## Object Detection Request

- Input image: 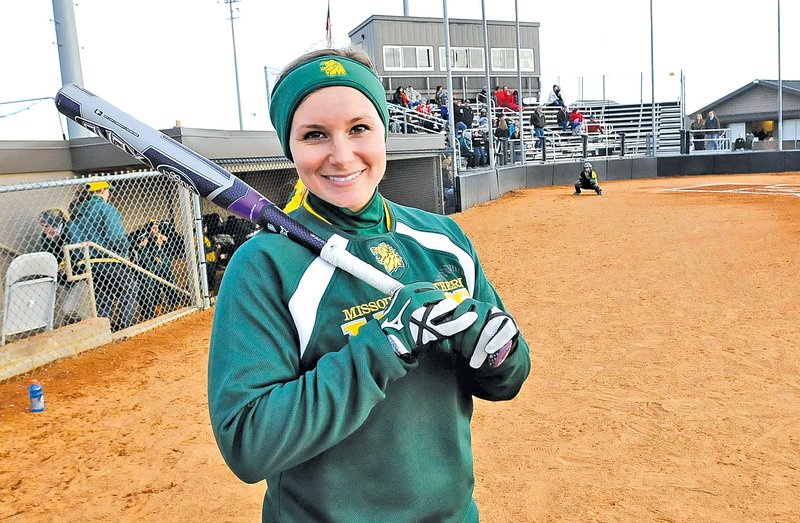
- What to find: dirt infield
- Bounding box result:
[1,173,798,522]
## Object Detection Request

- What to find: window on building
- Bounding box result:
[383,45,434,71]
[491,48,535,72]
[438,47,485,71]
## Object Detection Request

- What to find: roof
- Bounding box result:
[694,79,800,115]
[348,14,539,37]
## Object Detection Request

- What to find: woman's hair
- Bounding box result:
[275,47,376,86]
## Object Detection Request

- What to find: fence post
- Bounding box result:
[190,192,211,309]
[619,132,626,156]
[581,134,588,158]
[542,136,548,162]
[178,188,205,309]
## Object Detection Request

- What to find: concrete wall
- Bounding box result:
[456,151,799,209]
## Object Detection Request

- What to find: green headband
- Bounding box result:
[269,55,390,161]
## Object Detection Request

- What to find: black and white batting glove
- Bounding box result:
[381,282,477,361]
[450,298,519,369]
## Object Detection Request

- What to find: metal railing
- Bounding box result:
[688,128,732,152]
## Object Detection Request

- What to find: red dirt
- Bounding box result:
[2,173,798,522]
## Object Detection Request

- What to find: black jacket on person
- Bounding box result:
[461,105,474,128]
[556,108,569,129]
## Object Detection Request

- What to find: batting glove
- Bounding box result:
[381,282,477,361]
[450,298,519,369]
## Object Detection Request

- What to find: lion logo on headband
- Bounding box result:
[320,59,347,77]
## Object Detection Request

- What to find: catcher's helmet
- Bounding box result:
[583,161,592,169]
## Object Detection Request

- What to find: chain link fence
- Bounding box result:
[0,172,204,345]
[0,153,448,351]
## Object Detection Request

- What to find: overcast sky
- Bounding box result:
[1,0,795,140]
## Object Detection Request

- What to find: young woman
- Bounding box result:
[208,48,530,522]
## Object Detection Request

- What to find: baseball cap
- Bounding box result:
[39,208,67,227]
[85,180,112,192]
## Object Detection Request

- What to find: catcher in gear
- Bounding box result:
[574,161,603,195]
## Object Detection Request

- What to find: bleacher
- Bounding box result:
[386,97,684,165]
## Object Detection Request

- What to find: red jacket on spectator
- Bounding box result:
[569,108,584,124]
[587,118,604,134]
[495,87,520,112]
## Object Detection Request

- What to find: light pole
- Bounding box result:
[480,0,495,168]
[51,0,90,138]
[777,0,783,151]
[225,0,244,130]
[649,0,656,155]
[514,0,525,164]
[442,0,457,174]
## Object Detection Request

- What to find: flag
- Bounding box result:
[325,1,332,48]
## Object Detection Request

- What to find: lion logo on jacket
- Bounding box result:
[370,242,405,274]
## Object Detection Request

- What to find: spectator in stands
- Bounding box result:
[494,86,505,108]
[472,130,489,167]
[435,85,449,122]
[512,89,521,108]
[547,84,564,106]
[477,109,489,132]
[690,113,705,151]
[556,105,570,133]
[531,106,546,149]
[495,86,520,112]
[435,85,448,108]
[494,112,510,138]
[406,85,420,106]
[458,129,477,168]
[705,110,721,150]
[415,99,435,131]
[461,98,475,129]
[587,115,604,134]
[406,85,422,109]
[453,98,468,133]
[67,180,137,331]
[507,118,520,140]
[391,86,408,107]
[569,106,585,135]
[476,86,488,110]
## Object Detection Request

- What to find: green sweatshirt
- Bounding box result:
[66,195,130,266]
[208,191,530,522]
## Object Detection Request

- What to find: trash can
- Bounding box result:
[680,129,690,154]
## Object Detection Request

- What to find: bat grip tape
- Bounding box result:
[320,235,401,295]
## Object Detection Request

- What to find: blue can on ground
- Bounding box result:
[29,380,45,413]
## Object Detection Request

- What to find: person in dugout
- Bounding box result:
[574,161,603,196]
